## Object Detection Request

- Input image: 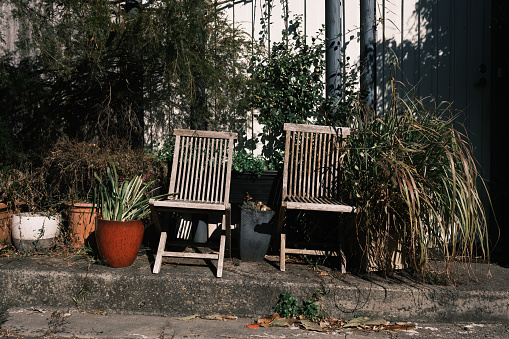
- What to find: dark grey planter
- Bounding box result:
[230,170,282,208]
[239,209,275,261]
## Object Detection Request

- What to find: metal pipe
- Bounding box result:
[360,0,377,110]
[325,0,342,101]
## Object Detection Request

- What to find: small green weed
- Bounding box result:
[72,287,88,311]
[300,298,321,321]
[274,292,324,321]
[274,292,299,319]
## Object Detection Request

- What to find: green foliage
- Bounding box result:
[250,16,327,169]
[273,292,299,319]
[146,137,175,163]
[299,298,321,321]
[1,0,252,155]
[273,292,323,321]
[93,161,170,221]
[232,150,266,177]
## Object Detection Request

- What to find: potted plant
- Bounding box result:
[44,138,166,249]
[239,195,275,261]
[44,139,99,249]
[4,166,61,253]
[93,162,169,268]
[0,203,12,244]
[230,150,282,208]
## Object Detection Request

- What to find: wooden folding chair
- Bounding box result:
[277,123,356,273]
[150,129,237,278]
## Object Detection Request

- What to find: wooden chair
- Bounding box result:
[150,129,237,278]
[277,123,356,272]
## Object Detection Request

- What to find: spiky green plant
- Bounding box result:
[338,78,491,274]
[93,162,170,221]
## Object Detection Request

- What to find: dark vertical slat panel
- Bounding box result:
[436,0,452,103]
[454,0,469,129]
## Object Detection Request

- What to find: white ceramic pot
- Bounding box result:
[11,213,61,252]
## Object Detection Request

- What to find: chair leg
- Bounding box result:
[277,206,287,271]
[280,233,286,271]
[217,234,226,278]
[153,231,167,274]
[338,217,347,274]
[224,211,232,258]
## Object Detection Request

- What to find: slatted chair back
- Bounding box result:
[282,123,350,204]
[168,129,236,206]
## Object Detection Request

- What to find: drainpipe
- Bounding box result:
[325,0,342,102]
[360,0,376,111]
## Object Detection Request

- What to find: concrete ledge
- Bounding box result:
[0,254,507,323]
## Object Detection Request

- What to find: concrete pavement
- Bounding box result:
[0,247,508,338]
[2,308,509,338]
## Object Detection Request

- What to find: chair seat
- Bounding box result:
[284,196,356,213]
[150,199,227,211]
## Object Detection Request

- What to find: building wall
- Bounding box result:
[224,0,491,183]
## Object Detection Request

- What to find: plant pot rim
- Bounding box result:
[66,202,93,208]
[13,212,60,218]
[95,216,143,223]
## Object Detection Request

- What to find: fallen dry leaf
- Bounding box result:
[343,316,370,328]
[178,314,199,321]
[365,318,388,326]
[257,313,279,328]
[202,315,238,321]
[271,320,290,327]
[300,319,326,332]
[386,324,415,331]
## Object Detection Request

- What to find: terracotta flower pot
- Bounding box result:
[0,203,12,244]
[95,217,144,268]
[67,203,98,248]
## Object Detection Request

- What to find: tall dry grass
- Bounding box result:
[338,77,490,276]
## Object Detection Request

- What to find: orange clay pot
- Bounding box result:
[0,203,12,244]
[95,217,144,268]
[67,203,98,248]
